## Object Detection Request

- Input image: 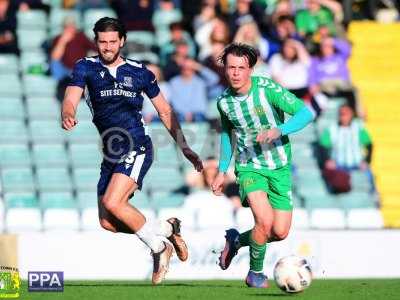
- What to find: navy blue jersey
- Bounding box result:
[68,56,160,155]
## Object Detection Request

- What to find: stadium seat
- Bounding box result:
[20,51,47,74]
[127,52,159,64]
[126,31,155,51]
[36,167,72,191]
[235,207,254,231]
[0,98,25,119]
[292,208,310,229]
[17,10,47,30]
[0,54,19,75]
[69,143,102,168]
[152,144,179,168]
[41,192,80,231]
[6,208,42,233]
[339,191,377,209]
[77,191,98,209]
[76,101,93,120]
[0,167,35,192]
[77,191,100,231]
[0,75,22,97]
[23,75,57,97]
[186,192,235,229]
[0,143,31,167]
[67,120,99,142]
[347,208,384,229]
[49,9,81,37]
[145,167,184,191]
[83,8,116,31]
[4,192,41,232]
[310,208,346,229]
[72,168,99,191]
[130,191,152,209]
[26,97,60,119]
[290,123,316,144]
[351,170,372,192]
[17,29,47,50]
[32,143,68,167]
[4,192,38,208]
[0,120,28,143]
[151,191,185,209]
[29,120,66,142]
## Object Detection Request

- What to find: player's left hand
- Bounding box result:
[182,147,203,172]
[256,128,282,144]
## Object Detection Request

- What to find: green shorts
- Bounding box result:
[235,164,293,211]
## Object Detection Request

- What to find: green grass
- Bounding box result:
[17,279,400,300]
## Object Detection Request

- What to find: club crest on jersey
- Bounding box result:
[123,76,133,87]
[100,71,105,78]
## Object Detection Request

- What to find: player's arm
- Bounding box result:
[61,59,87,130]
[257,82,314,143]
[151,92,203,172]
[61,86,83,130]
[212,103,234,196]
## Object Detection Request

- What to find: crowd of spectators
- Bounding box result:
[0,0,382,196]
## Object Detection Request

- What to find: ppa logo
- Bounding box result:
[28,271,64,292]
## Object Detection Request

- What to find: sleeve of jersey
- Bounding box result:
[217,103,234,173]
[278,106,314,136]
[143,68,161,99]
[68,60,87,88]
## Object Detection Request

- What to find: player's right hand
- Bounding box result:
[62,116,77,130]
[211,172,225,196]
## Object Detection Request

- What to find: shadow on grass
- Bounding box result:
[247,293,293,297]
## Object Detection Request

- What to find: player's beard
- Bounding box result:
[100,50,120,65]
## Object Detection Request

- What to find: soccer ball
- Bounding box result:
[273,255,312,293]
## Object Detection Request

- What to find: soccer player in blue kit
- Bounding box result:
[61,17,203,285]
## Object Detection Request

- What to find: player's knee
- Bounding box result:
[254,219,273,236]
[102,196,121,214]
[99,218,117,233]
[272,228,289,241]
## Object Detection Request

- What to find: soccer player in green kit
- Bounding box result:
[211,43,314,288]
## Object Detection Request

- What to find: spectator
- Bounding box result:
[0,0,18,55]
[227,0,265,35]
[110,0,155,31]
[195,16,230,61]
[152,0,182,33]
[269,39,324,115]
[50,16,96,81]
[142,63,171,123]
[160,21,196,66]
[308,37,361,115]
[202,40,229,90]
[17,0,50,13]
[319,104,375,193]
[163,39,190,80]
[295,0,343,37]
[252,49,270,78]
[168,57,219,122]
[193,0,217,31]
[265,15,302,60]
[233,20,269,61]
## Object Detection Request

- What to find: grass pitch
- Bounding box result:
[19,279,399,300]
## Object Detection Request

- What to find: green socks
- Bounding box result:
[249,236,267,272]
[238,230,252,247]
[239,230,267,272]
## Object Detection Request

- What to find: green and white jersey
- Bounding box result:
[217,76,305,170]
